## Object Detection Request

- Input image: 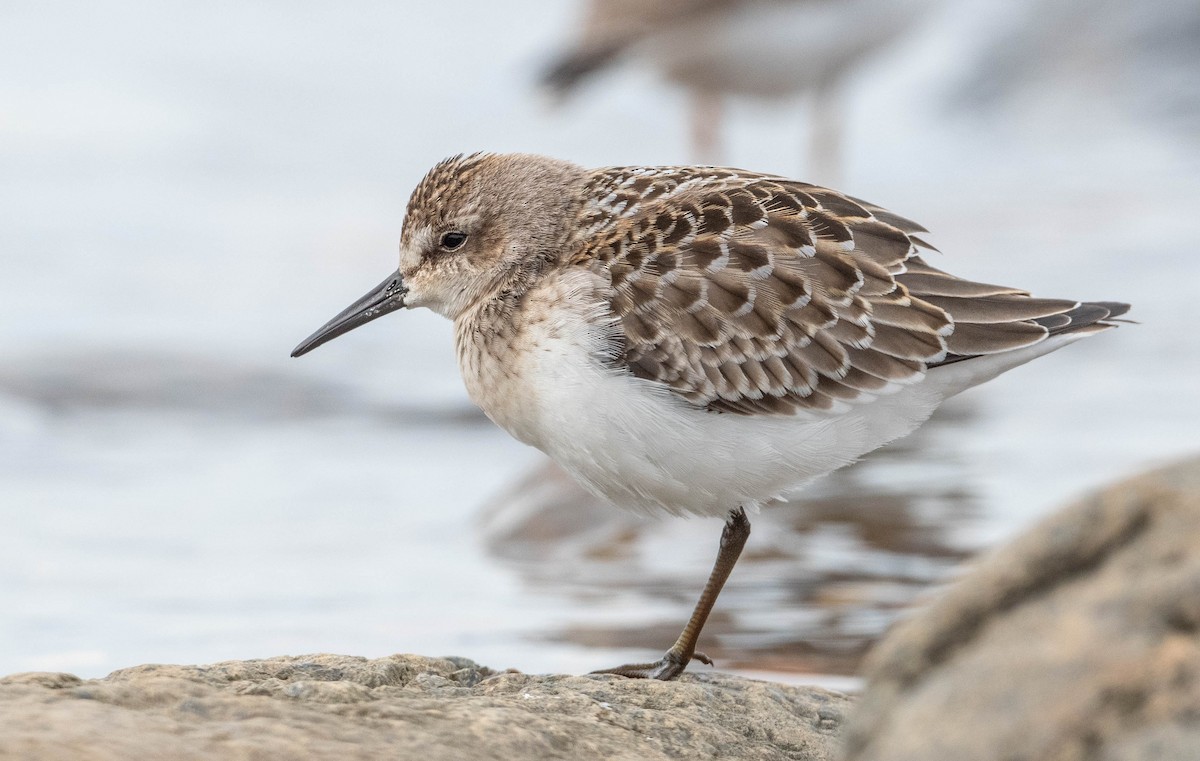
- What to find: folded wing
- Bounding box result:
[578,168,1128,415]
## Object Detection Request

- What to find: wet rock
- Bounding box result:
[0,653,851,761]
[841,455,1200,761]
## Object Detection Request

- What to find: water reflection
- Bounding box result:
[480,398,979,675]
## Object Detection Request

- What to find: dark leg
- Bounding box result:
[592,507,750,680]
[689,90,724,165]
[807,74,843,187]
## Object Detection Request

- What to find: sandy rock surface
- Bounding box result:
[841,454,1200,761]
[0,654,850,761]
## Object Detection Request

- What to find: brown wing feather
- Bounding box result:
[898,259,1131,364]
[573,167,1127,415]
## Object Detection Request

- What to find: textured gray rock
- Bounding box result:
[0,654,850,761]
[841,455,1200,761]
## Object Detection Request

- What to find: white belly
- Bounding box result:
[521,359,952,517]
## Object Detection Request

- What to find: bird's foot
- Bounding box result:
[590,650,713,681]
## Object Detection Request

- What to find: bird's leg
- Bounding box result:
[592,507,750,680]
[807,75,843,187]
[689,90,724,165]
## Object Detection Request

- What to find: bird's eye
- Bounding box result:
[440,231,468,250]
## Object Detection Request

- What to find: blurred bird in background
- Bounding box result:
[541,0,940,183]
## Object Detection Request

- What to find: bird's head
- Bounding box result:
[291,152,585,358]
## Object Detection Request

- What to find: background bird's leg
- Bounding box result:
[807,75,843,186]
[689,90,725,165]
[592,507,751,680]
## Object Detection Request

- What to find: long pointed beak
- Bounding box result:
[290,271,408,357]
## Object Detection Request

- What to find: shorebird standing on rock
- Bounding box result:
[541,0,940,182]
[292,153,1129,680]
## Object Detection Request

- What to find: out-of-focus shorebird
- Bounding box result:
[542,0,938,183]
[292,152,1129,680]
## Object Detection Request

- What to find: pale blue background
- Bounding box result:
[1,0,1197,678]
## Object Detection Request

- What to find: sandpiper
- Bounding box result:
[542,0,938,180]
[292,152,1129,680]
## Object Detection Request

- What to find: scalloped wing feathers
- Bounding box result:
[571,167,1127,415]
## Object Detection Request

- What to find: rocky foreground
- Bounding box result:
[0,655,850,760]
[4,455,1200,760]
[841,453,1200,760]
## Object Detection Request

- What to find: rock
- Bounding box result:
[841,455,1200,761]
[0,653,851,761]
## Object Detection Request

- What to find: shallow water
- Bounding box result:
[1,0,1198,679]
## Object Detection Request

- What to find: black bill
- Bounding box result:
[290,271,408,357]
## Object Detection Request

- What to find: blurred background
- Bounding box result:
[1,0,1197,683]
